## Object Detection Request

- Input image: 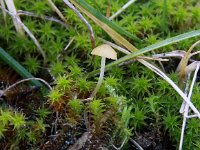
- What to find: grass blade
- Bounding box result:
[161,0,168,34]
[73,0,140,42]
[70,0,137,52]
[109,0,136,20]
[0,47,42,87]
[177,40,200,80]
[4,0,25,37]
[138,59,200,117]
[88,29,200,76]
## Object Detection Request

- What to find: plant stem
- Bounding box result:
[161,0,168,35]
[129,138,144,150]
[177,39,200,76]
[179,116,187,150]
[88,29,200,77]
[109,0,136,20]
[0,6,46,61]
[4,0,25,37]
[17,10,68,27]
[3,77,52,95]
[179,74,190,113]
[63,0,95,48]
[179,63,200,150]
[0,0,6,20]
[74,0,139,41]
[47,0,68,24]
[138,59,200,118]
[90,57,106,99]
[99,38,130,55]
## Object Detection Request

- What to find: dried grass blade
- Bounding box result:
[4,0,25,36]
[69,0,138,52]
[88,29,200,77]
[138,59,200,118]
[177,40,200,80]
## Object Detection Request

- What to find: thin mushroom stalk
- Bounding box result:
[90,44,117,100]
[90,57,106,99]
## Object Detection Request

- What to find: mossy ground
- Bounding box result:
[0,0,200,149]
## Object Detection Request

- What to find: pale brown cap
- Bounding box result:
[91,44,117,60]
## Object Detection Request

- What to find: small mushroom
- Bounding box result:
[90,44,117,99]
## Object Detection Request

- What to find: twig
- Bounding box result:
[68,132,90,150]
[17,10,68,27]
[50,111,59,136]
[0,6,46,61]
[112,137,127,150]
[129,138,144,150]
[55,111,59,135]
[179,63,200,150]
[47,0,68,24]
[109,0,136,20]
[84,110,90,130]
[63,0,95,48]
[2,78,52,96]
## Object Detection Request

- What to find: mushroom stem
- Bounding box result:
[90,57,106,99]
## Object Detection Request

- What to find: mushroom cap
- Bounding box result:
[91,44,117,60]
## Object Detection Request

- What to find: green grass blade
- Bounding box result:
[70,0,137,52]
[74,0,140,42]
[0,47,42,87]
[88,29,200,77]
[161,0,168,35]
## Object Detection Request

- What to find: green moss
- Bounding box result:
[0,0,200,149]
